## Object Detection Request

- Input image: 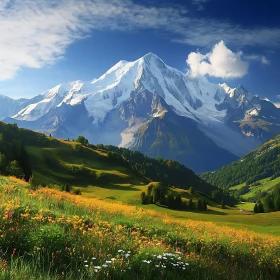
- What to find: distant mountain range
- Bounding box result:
[2,53,280,172]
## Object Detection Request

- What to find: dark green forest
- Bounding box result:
[92,143,216,195]
[0,124,32,181]
[202,134,280,188]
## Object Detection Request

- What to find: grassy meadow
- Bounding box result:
[73,181,280,235]
[0,176,280,279]
[242,177,280,200]
[1,125,280,279]
[26,139,145,188]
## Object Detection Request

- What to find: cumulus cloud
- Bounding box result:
[187,41,249,78]
[0,0,279,81]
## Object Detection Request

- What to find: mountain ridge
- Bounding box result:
[2,52,280,172]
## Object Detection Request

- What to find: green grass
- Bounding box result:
[70,180,280,236]
[26,140,146,188]
[23,138,280,237]
[229,182,246,191]
[229,178,269,191]
[143,204,280,236]
[236,202,255,211]
[0,176,280,280]
[242,176,280,200]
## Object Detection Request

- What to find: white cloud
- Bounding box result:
[0,0,189,81]
[244,55,270,65]
[261,56,270,65]
[0,0,278,81]
[175,25,280,49]
[0,0,93,81]
[186,41,249,78]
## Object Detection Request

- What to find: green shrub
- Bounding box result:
[73,189,82,195]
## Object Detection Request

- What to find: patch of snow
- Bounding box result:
[248,108,259,116]
[119,122,145,147]
[219,83,236,97]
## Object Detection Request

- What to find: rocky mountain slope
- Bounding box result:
[2,53,280,172]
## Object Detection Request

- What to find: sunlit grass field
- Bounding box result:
[229,176,280,207]
[0,176,280,279]
[242,176,280,200]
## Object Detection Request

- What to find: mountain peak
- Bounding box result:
[219,83,234,93]
[143,52,159,59]
[141,52,164,64]
[236,84,246,91]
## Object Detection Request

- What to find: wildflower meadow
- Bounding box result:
[0,176,279,279]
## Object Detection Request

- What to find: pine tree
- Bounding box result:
[188,198,194,210]
[0,153,7,174]
[189,186,195,195]
[196,199,204,211]
[141,192,147,205]
[175,194,183,209]
[258,202,264,213]
[167,194,175,209]
[18,141,32,182]
[203,199,208,211]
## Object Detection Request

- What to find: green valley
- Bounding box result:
[0,121,280,279]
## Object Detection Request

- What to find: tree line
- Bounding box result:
[140,184,207,211]
[0,131,32,181]
[202,145,280,188]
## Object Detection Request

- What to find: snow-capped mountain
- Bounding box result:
[3,53,280,172]
[0,94,30,120]
[12,53,223,124]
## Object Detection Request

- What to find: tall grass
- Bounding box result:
[0,177,279,279]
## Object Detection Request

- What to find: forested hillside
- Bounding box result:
[0,122,215,195]
[202,134,280,188]
[94,144,215,194]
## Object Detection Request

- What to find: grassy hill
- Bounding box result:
[229,176,280,202]
[201,133,280,188]
[0,122,218,209]
[0,176,280,279]
[0,123,280,278]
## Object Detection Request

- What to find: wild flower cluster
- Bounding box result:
[0,176,279,279]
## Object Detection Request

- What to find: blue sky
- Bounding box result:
[0,0,280,103]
